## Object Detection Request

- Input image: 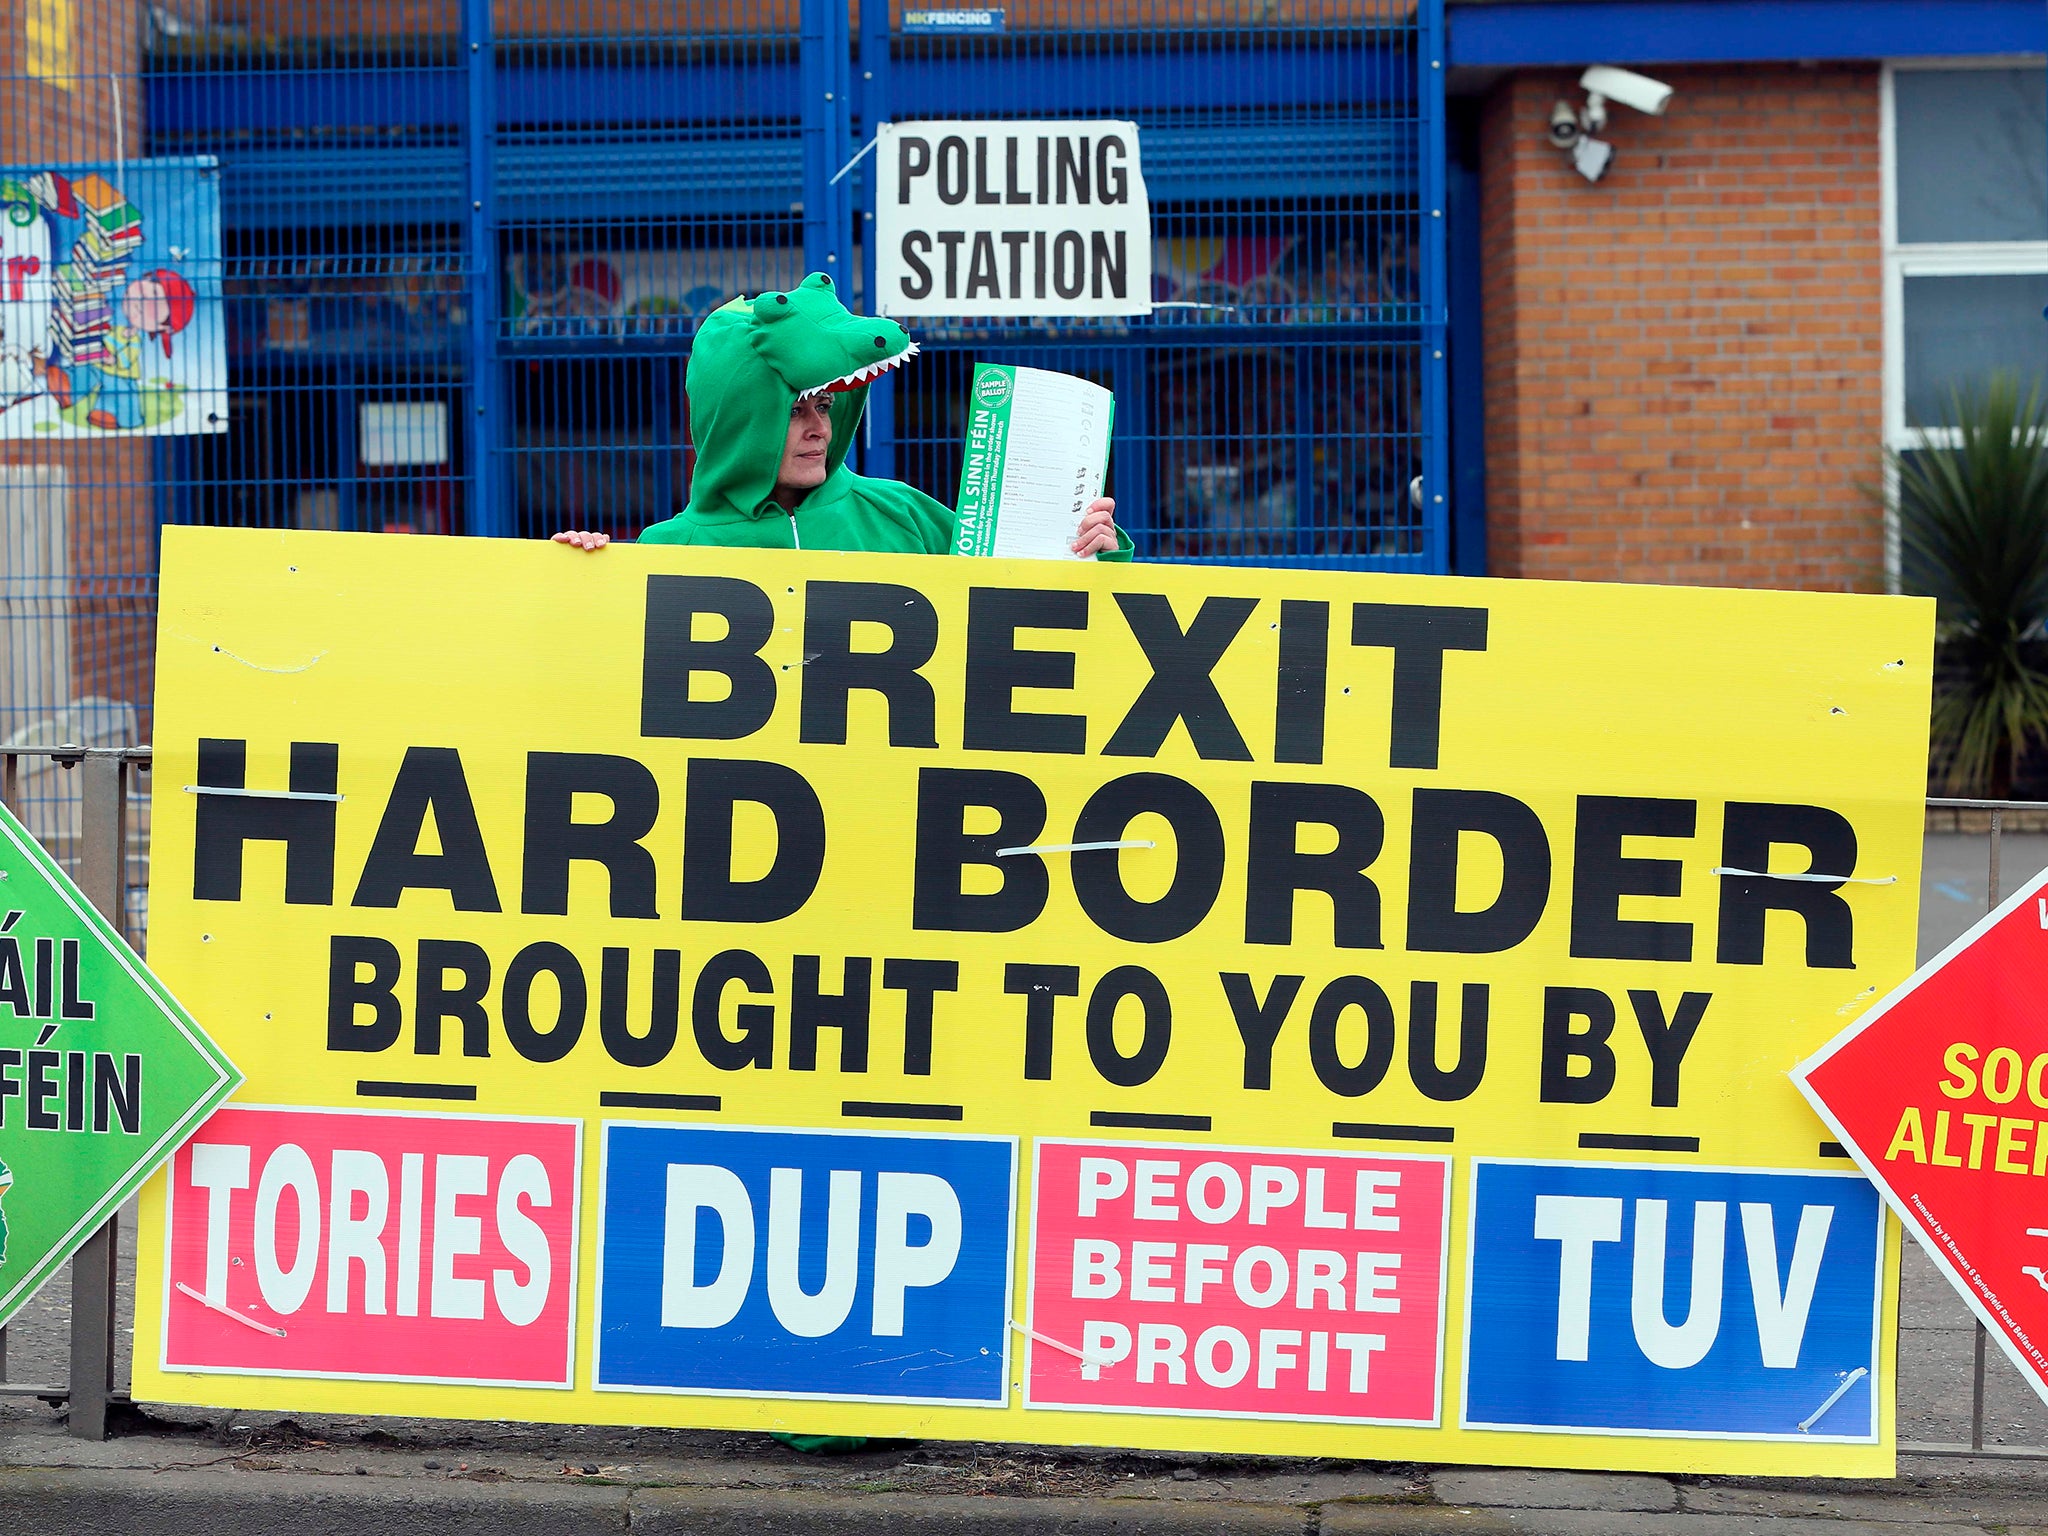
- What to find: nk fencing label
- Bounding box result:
[132,526,1931,1476]
[875,121,1151,318]
[0,797,239,1330]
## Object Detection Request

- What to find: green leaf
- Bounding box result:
[1889,374,2048,796]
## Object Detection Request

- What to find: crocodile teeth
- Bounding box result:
[799,341,922,398]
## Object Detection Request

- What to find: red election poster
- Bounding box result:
[1796,866,2048,1402]
[1024,1141,1448,1424]
[159,1105,581,1388]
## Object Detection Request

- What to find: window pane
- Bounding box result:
[1895,68,2048,244]
[1903,272,2048,425]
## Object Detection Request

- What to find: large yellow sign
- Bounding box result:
[134,526,1931,1475]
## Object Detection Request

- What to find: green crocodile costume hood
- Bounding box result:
[638,272,956,554]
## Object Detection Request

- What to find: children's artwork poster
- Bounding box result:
[0,156,226,438]
[132,527,1936,1477]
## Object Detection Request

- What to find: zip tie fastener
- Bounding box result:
[175,1281,287,1338]
[186,785,345,803]
[1010,1320,1115,1367]
[997,840,1157,858]
[1712,867,1895,886]
[829,132,881,186]
[1797,1366,1867,1433]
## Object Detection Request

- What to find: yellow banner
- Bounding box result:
[134,526,1932,1475]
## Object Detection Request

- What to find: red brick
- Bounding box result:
[1481,63,1884,592]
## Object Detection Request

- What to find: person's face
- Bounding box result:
[777,395,835,496]
[123,277,170,334]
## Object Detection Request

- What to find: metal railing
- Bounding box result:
[0,770,2041,1453]
[0,745,149,1440]
[1902,796,2041,1460]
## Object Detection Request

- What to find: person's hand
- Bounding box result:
[552,529,611,551]
[1073,497,1118,557]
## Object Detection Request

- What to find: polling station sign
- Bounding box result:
[132,526,1931,1475]
[875,121,1151,318]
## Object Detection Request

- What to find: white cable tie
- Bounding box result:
[997,839,1156,857]
[184,785,344,803]
[175,1281,287,1338]
[1797,1366,1867,1433]
[829,133,881,186]
[1009,1320,1114,1367]
[209,644,328,674]
[1712,867,1895,886]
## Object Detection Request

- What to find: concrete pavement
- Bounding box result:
[5,1409,2048,1533]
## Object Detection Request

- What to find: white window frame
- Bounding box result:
[1881,56,2048,587]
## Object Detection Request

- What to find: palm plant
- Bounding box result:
[1891,374,2048,799]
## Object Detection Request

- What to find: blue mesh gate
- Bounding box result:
[0,0,1447,774]
[855,0,1444,568]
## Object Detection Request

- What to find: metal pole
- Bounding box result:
[800,0,853,278]
[1970,807,2005,1452]
[1416,0,1451,572]
[0,754,11,1384]
[857,0,894,481]
[462,0,504,536]
[66,1217,118,1439]
[66,753,128,1440]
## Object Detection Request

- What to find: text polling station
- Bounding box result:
[875,121,1152,318]
[132,527,1932,1474]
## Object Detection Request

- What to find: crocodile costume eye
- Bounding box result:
[874,336,888,348]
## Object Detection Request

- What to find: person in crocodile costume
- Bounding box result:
[557,277,1119,1456]
[555,271,1126,557]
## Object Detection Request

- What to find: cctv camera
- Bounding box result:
[1579,65,1673,116]
[1547,100,1582,149]
[1572,136,1614,183]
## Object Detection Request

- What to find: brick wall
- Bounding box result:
[0,0,157,724]
[1478,64,1885,590]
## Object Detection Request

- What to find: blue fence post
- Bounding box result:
[338,367,359,532]
[1447,109,1487,576]
[858,0,895,481]
[462,0,505,536]
[1110,350,1151,556]
[1418,0,1451,573]
[801,0,854,281]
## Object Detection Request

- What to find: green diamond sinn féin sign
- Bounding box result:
[0,797,239,1330]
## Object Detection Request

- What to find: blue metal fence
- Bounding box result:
[0,0,1446,797]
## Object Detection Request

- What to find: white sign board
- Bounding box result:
[875,120,1151,319]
